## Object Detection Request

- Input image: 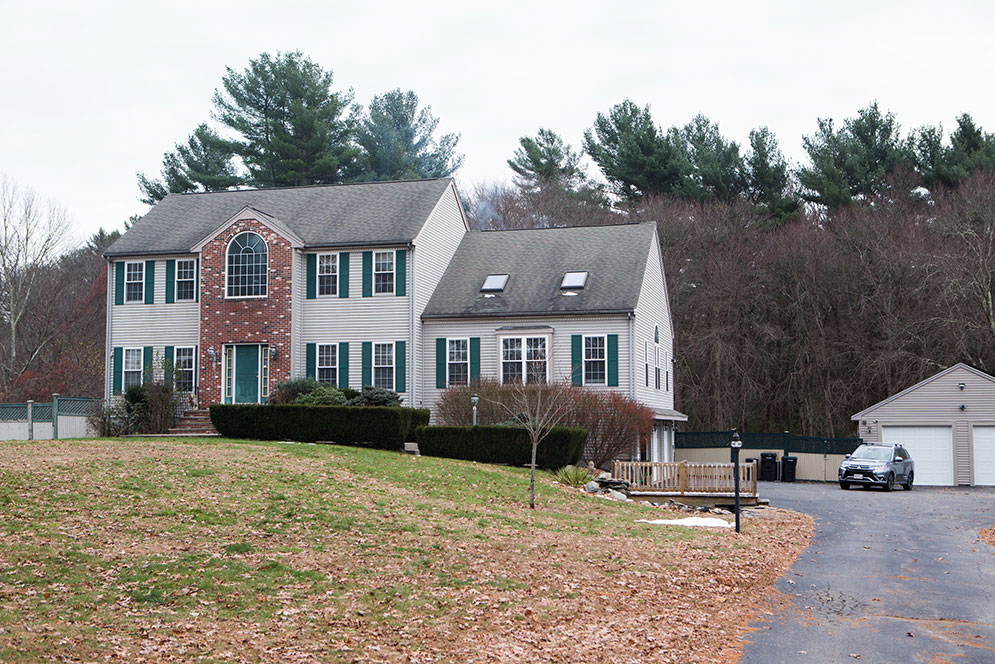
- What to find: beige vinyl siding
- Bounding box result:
[853,364,995,485]
[107,257,200,398]
[633,236,675,412]
[412,183,468,408]
[420,316,630,415]
[299,246,411,397]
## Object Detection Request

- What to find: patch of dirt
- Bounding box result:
[980,527,995,548]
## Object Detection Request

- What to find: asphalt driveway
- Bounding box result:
[740,481,995,663]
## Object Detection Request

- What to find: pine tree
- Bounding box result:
[745,127,799,219]
[508,128,586,193]
[137,124,240,204]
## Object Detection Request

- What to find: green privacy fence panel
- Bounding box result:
[31,404,54,422]
[58,397,99,416]
[0,404,29,421]
[676,431,863,456]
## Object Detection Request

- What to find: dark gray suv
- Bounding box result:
[839,443,914,491]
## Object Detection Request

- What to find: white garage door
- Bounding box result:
[881,426,954,486]
[972,427,995,486]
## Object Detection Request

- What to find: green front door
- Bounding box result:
[234,345,260,403]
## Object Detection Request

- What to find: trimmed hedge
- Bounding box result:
[407,409,431,442]
[415,425,588,470]
[210,404,412,449]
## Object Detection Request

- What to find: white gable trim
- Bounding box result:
[851,363,995,420]
[190,205,304,252]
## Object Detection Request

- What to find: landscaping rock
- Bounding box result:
[607,490,629,502]
[596,477,630,492]
[584,481,600,494]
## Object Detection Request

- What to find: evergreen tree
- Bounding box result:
[583,100,686,200]
[798,102,910,207]
[508,128,586,193]
[745,127,799,219]
[353,89,462,181]
[136,124,240,204]
[670,115,746,202]
[211,51,359,187]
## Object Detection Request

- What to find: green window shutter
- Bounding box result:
[607,334,619,387]
[339,252,350,298]
[571,335,583,386]
[164,346,174,388]
[165,260,175,304]
[112,347,123,394]
[395,340,406,393]
[306,343,316,379]
[114,262,124,305]
[436,338,447,389]
[362,251,373,297]
[144,260,155,304]
[361,342,372,388]
[338,342,349,388]
[470,337,480,380]
[396,249,407,296]
[306,254,317,299]
[194,259,199,302]
[143,346,154,383]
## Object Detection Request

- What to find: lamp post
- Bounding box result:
[731,430,742,533]
[471,393,479,427]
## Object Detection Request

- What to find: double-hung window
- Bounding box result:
[174,347,195,392]
[317,344,337,385]
[644,341,650,387]
[584,335,607,385]
[123,348,143,388]
[501,336,547,384]
[374,251,394,294]
[448,339,469,386]
[318,253,337,296]
[125,262,144,303]
[374,342,394,390]
[655,344,661,390]
[175,259,196,301]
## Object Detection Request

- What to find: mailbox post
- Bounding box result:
[731,430,742,533]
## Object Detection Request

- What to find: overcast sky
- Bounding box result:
[3,0,994,243]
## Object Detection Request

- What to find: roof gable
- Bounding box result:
[190,205,304,252]
[422,222,658,319]
[105,178,454,257]
[851,363,995,420]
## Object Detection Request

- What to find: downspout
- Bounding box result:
[105,258,113,404]
[627,312,635,400]
[408,242,415,408]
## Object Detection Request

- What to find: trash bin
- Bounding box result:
[781,456,798,482]
[760,452,778,481]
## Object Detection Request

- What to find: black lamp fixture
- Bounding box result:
[471,392,479,426]
[269,346,278,361]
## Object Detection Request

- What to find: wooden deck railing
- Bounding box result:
[611,460,758,497]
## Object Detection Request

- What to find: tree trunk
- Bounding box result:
[529,440,537,510]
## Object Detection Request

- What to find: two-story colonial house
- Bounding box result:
[104,178,685,461]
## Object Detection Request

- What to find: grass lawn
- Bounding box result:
[0,438,812,663]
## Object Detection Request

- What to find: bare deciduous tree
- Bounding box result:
[0,176,70,395]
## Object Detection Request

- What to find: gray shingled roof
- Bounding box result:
[422,222,657,319]
[105,178,454,257]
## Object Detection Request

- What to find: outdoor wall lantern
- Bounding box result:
[269,346,278,361]
[471,392,479,426]
[730,430,742,533]
[207,346,217,366]
[959,382,966,390]
[960,404,966,411]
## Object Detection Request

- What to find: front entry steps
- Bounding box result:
[168,409,219,436]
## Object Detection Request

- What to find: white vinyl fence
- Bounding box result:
[0,396,98,441]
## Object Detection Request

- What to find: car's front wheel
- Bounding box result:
[903,471,914,491]
[839,480,850,490]
[883,473,895,491]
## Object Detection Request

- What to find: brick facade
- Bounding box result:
[198,218,294,404]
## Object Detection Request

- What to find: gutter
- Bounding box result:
[421,308,635,320]
[408,242,415,407]
[628,312,635,400]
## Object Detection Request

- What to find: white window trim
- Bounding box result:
[123,347,144,389]
[498,334,551,385]
[655,343,661,390]
[317,252,338,298]
[317,342,338,385]
[175,259,197,302]
[174,345,196,392]
[224,232,269,300]
[373,249,395,296]
[373,341,395,390]
[447,337,470,387]
[124,261,144,303]
[582,334,607,386]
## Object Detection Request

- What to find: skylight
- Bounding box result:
[560,271,589,289]
[481,273,509,292]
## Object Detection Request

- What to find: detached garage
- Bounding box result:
[852,363,995,486]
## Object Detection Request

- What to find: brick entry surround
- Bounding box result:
[198,218,293,404]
